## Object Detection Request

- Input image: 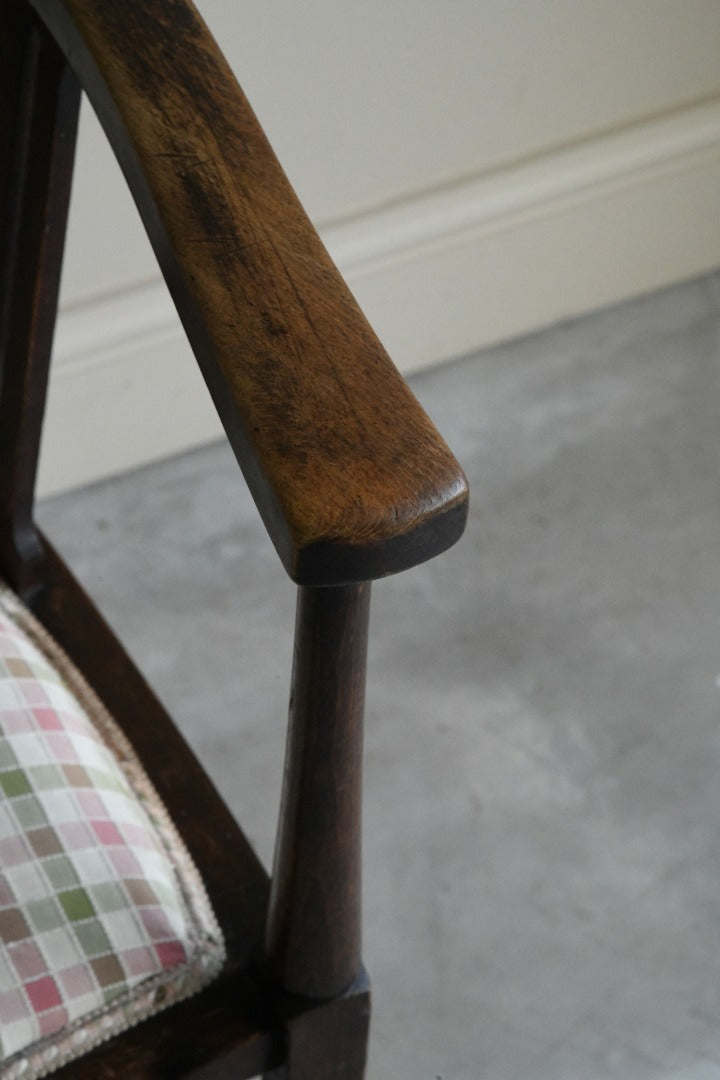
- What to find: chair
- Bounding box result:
[0,0,468,1076]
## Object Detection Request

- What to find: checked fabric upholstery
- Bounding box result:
[0,583,224,1079]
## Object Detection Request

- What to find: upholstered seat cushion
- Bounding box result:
[0,584,225,1079]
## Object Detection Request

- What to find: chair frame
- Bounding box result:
[0,1,468,1077]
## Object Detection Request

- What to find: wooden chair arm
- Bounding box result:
[29,0,468,585]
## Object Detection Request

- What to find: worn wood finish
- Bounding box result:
[0,1,80,595]
[0,2,470,1075]
[27,0,469,586]
[265,585,370,1000]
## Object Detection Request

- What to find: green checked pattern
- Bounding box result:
[0,585,224,1079]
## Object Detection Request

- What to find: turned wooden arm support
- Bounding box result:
[28,0,468,586]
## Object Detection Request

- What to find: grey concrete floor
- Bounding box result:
[38,271,720,1079]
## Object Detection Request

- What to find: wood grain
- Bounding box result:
[1,3,471,1074]
[266,584,370,999]
[28,0,469,585]
[0,8,285,1075]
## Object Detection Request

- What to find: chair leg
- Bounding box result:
[265,583,370,1000]
[262,585,371,1079]
[263,971,370,1080]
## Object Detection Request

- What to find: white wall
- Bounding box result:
[42,0,720,494]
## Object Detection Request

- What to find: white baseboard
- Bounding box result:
[40,97,720,497]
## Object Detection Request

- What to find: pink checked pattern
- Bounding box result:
[0,586,224,1079]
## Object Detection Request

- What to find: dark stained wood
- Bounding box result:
[27,0,469,586]
[51,968,283,1080]
[265,585,370,1000]
[0,5,273,964]
[263,971,371,1080]
[0,2,470,1075]
[0,1,80,595]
